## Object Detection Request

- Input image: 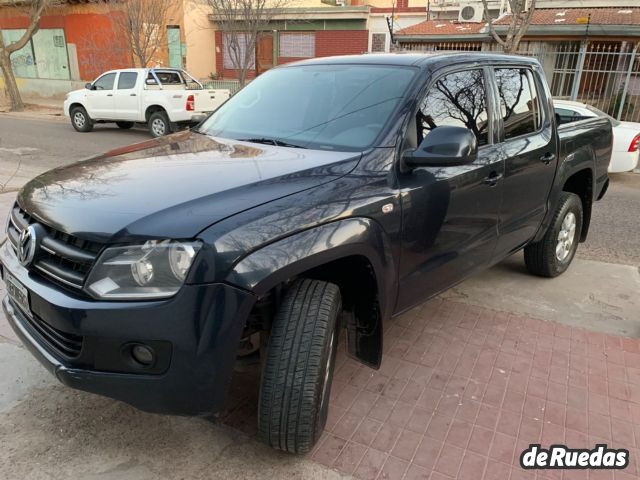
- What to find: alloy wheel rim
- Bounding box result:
[152,119,166,136]
[74,112,85,128]
[556,211,576,262]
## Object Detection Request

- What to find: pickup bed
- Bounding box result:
[2,53,611,454]
[63,68,230,137]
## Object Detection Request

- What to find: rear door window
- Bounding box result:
[118,72,138,90]
[495,68,541,139]
[417,69,490,147]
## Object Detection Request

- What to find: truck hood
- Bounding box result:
[18,131,360,243]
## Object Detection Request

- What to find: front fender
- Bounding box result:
[225,217,396,322]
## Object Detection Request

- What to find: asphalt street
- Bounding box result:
[0,115,150,193]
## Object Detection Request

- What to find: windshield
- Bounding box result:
[586,104,621,127]
[199,64,417,151]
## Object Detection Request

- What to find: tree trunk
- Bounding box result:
[0,52,24,112]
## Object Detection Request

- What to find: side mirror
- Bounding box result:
[145,78,158,85]
[404,126,478,168]
[85,82,94,90]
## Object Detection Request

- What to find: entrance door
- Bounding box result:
[167,26,182,68]
[256,33,274,75]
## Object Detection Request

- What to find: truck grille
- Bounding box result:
[6,204,103,290]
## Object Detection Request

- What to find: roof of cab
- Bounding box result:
[284,52,541,69]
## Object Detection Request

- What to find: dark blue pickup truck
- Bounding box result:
[1,53,611,454]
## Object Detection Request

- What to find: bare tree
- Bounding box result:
[0,0,52,111]
[481,0,536,54]
[207,0,291,86]
[111,0,173,68]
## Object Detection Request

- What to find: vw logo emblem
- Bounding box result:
[18,225,37,267]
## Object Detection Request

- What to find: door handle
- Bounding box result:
[107,94,113,97]
[540,152,556,165]
[130,93,137,96]
[483,172,503,187]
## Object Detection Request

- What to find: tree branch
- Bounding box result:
[5,0,49,54]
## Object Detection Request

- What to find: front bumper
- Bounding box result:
[0,241,256,415]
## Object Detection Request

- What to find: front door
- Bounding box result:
[396,67,504,313]
[86,72,117,119]
[256,33,274,75]
[491,66,558,258]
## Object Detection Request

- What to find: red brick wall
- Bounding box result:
[217,29,369,79]
[315,30,369,57]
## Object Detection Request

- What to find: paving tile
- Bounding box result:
[351,418,382,446]
[353,448,387,480]
[371,421,403,453]
[378,455,409,480]
[390,428,423,461]
[333,441,367,475]
[433,443,464,477]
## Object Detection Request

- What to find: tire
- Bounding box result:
[116,121,134,130]
[70,106,93,133]
[148,111,171,138]
[524,192,583,277]
[258,279,342,454]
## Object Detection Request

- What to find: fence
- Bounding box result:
[202,79,243,96]
[397,40,640,123]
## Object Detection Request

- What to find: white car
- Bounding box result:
[554,99,640,173]
[64,68,231,138]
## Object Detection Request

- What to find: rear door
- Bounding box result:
[86,72,117,119]
[396,66,505,312]
[113,71,140,121]
[491,66,558,259]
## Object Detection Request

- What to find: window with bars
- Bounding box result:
[371,33,386,53]
[279,33,315,58]
[223,33,255,70]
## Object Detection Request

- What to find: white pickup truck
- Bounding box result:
[63,68,230,137]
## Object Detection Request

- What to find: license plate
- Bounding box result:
[5,271,30,316]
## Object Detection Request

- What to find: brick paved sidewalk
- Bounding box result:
[223,298,640,480]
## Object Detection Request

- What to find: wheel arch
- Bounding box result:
[145,104,168,122]
[533,144,596,244]
[226,218,396,368]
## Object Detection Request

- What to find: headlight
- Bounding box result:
[86,240,202,300]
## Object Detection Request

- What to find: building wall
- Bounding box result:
[184,0,217,79]
[315,29,368,56]
[214,22,368,79]
[0,3,132,82]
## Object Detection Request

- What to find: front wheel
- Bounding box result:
[70,106,93,133]
[524,192,583,277]
[258,279,341,454]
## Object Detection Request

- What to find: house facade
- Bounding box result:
[0,0,204,97]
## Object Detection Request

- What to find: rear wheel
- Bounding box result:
[116,121,134,130]
[70,106,93,133]
[148,111,171,138]
[524,192,583,277]
[258,279,341,454]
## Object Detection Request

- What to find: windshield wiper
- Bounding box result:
[239,138,307,149]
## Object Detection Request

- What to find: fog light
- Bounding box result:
[131,344,155,366]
